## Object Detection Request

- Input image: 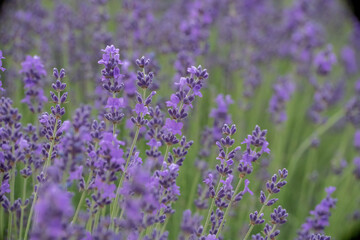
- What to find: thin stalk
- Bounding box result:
[71,171,93,224]
[0,201,3,237]
[43,118,59,172]
[243,194,271,240]
[216,178,243,237]
[44,91,61,173]
[110,126,141,228]
[94,209,101,231]
[8,211,13,240]
[8,168,16,238]
[101,206,106,219]
[19,177,27,239]
[24,192,37,240]
[86,202,95,232]
[160,145,170,171]
[8,139,16,239]
[267,224,278,237]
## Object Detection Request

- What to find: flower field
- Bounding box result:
[0,0,360,239]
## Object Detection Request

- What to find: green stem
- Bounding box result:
[8,211,13,240]
[71,171,93,224]
[44,118,58,171]
[24,112,62,238]
[19,177,27,239]
[24,192,37,240]
[8,160,16,239]
[110,126,141,229]
[0,202,3,237]
[216,178,243,238]
[86,202,95,232]
[160,145,170,171]
[94,208,101,231]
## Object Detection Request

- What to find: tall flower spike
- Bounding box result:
[295,187,337,240]
[20,55,47,113]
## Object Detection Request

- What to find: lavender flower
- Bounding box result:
[20,55,48,113]
[313,44,337,76]
[242,125,270,163]
[341,45,357,75]
[296,187,337,240]
[269,76,295,124]
[32,183,74,239]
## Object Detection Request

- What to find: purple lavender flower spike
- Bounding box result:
[270,205,288,225]
[296,186,337,240]
[20,55,48,113]
[241,125,270,164]
[249,211,265,225]
[341,45,357,75]
[32,183,74,239]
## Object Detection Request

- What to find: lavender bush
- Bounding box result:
[0,0,360,239]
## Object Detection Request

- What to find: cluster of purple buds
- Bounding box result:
[241,125,270,164]
[145,106,165,167]
[309,234,331,240]
[248,169,288,239]
[20,55,47,113]
[313,44,337,76]
[130,56,156,128]
[215,124,240,177]
[98,45,126,128]
[136,56,153,89]
[252,206,288,240]
[98,45,123,94]
[165,65,208,124]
